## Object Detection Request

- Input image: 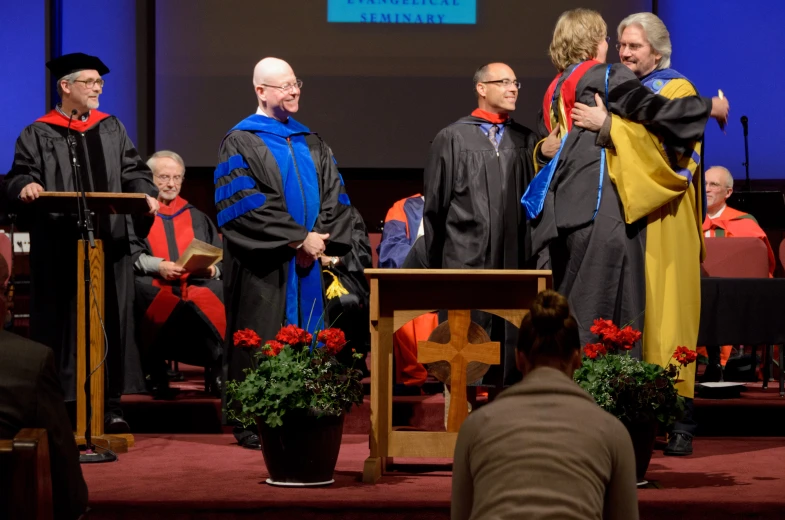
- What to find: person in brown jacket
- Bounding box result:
[451,290,638,520]
[0,257,88,520]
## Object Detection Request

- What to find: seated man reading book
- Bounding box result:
[131,151,226,397]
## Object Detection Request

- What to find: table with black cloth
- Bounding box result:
[699,277,785,395]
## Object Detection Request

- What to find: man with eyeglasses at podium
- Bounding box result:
[0,52,159,434]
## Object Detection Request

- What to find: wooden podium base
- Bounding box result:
[74,239,135,454]
[362,269,551,483]
[75,434,130,454]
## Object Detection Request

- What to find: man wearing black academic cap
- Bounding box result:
[0,52,159,433]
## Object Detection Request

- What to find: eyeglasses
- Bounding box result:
[261,79,304,93]
[482,79,522,89]
[706,181,729,190]
[154,174,183,184]
[73,78,105,89]
[615,42,646,52]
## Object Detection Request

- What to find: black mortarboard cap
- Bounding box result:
[46,52,110,79]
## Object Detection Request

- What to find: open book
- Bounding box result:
[175,238,223,271]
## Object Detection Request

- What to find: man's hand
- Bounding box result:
[158,260,186,280]
[19,182,44,202]
[296,248,316,269]
[188,265,216,278]
[572,93,608,132]
[540,127,561,159]
[710,96,730,129]
[301,232,330,258]
[145,194,160,215]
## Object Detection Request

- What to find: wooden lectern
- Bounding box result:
[36,192,150,453]
[362,268,552,484]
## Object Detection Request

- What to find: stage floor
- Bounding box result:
[82,434,785,520]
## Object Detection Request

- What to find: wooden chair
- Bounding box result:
[0,428,53,520]
[369,232,382,268]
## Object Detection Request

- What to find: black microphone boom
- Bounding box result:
[65,107,115,463]
[741,115,750,191]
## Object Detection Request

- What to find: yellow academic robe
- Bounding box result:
[605,78,704,398]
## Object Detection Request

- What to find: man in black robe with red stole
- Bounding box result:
[423,62,556,388]
[0,53,159,433]
[216,58,353,449]
[131,151,225,397]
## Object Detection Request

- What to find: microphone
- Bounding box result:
[740,115,748,136]
[66,109,77,145]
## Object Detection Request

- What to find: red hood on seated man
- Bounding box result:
[703,205,775,277]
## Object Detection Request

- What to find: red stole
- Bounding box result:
[471,109,509,124]
[36,109,110,132]
[542,60,600,133]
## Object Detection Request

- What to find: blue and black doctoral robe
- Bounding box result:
[214,114,353,412]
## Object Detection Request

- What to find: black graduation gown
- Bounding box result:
[533,63,711,349]
[423,116,540,386]
[1,112,157,402]
[129,196,225,388]
[215,127,353,420]
[423,116,540,270]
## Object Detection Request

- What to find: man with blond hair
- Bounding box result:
[571,11,729,456]
[216,57,353,449]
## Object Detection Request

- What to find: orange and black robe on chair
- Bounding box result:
[131,196,226,370]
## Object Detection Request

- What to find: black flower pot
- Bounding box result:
[623,420,657,485]
[256,410,345,486]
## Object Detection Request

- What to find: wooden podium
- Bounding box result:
[362,268,552,483]
[37,192,150,453]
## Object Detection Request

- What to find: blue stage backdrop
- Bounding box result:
[2,1,46,173]
[61,0,138,146]
[658,0,784,180]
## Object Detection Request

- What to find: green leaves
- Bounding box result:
[225,343,365,428]
[574,353,685,429]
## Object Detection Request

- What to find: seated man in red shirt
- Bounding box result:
[703,166,775,274]
[700,165,776,375]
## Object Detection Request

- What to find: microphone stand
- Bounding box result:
[741,115,750,191]
[66,109,115,464]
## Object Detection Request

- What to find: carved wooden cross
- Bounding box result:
[417,310,500,432]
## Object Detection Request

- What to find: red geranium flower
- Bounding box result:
[615,326,642,351]
[590,318,617,339]
[583,343,607,359]
[276,324,313,346]
[233,328,262,348]
[263,340,285,357]
[317,328,347,356]
[672,346,698,366]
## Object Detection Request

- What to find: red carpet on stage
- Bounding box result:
[82,434,785,520]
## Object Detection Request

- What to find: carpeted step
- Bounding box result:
[120,365,785,436]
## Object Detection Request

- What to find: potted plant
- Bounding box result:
[573,319,697,484]
[225,324,365,487]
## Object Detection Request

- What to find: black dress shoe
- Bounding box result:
[664,431,693,456]
[239,433,261,450]
[105,415,131,434]
[233,426,261,450]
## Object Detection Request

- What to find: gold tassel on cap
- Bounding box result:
[323,269,349,300]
